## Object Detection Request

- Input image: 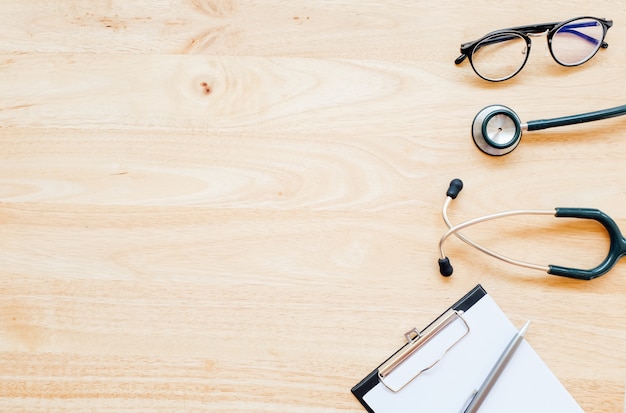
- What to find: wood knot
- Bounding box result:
[200,82,212,95]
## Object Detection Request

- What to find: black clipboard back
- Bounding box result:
[351,285,486,411]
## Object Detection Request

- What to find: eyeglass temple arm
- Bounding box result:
[549,208,626,280]
[454,35,520,64]
[557,21,610,47]
[455,22,558,64]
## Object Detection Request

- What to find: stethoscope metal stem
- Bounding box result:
[440,197,552,272]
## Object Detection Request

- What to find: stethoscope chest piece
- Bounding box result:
[472,105,523,156]
[470,103,626,156]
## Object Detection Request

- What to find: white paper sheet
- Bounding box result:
[362,294,584,413]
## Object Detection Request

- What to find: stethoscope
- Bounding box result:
[437,179,626,280]
[472,103,626,155]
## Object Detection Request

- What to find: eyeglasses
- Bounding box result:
[455,16,613,82]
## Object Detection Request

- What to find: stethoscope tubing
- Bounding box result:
[439,196,551,273]
[527,104,626,131]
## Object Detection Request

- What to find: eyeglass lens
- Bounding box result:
[470,33,528,81]
[551,18,604,66]
[469,17,605,81]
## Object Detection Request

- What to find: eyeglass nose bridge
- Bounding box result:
[514,30,554,60]
[527,30,551,57]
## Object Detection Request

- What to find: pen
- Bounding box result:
[461,320,531,413]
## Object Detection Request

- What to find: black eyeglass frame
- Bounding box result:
[455,16,613,82]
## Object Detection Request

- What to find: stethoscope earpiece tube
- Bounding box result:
[438,179,465,276]
[438,180,626,280]
[438,178,463,277]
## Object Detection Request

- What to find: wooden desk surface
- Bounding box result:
[1,1,625,411]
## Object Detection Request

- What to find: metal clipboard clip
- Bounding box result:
[377,309,470,392]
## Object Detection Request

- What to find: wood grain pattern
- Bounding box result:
[1,1,626,412]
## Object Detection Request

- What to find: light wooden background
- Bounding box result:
[1,1,625,412]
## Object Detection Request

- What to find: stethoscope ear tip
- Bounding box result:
[446,179,464,199]
[438,257,454,276]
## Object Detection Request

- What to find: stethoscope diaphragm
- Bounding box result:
[472,105,523,156]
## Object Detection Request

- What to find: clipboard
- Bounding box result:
[351,285,584,413]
